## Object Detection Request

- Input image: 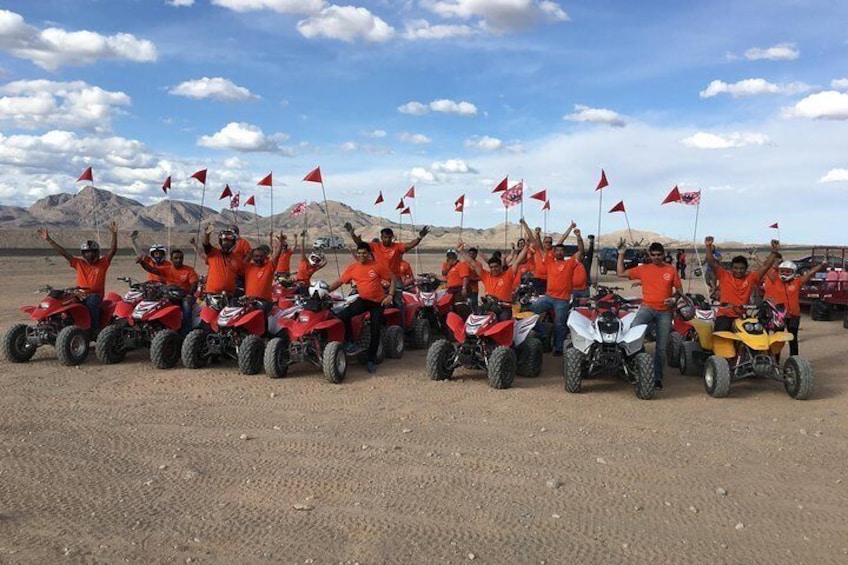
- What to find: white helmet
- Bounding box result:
[309,252,324,266]
[777,260,797,282]
[308,280,330,300]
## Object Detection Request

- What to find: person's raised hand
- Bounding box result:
[705,236,715,247]
[569,220,577,230]
[770,239,780,252]
[343,222,354,234]
[37,228,49,241]
[108,221,118,234]
[574,228,581,238]
[419,225,431,238]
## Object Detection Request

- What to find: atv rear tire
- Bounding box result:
[704,355,731,398]
[563,347,585,393]
[426,339,456,381]
[409,318,431,349]
[783,356,814,400]
[810,299,831,321]
[384,325,405,359]
[356,325,385,364]
[150,330,181,369]
[322,341,347,384]
[95,323,126,364]
[238,335,265,375]
[263,337,290,379]
[843,310,848,329]
[679,340,702,376]
[667,332,683,368]
[3,323,36,363]
[516,336,543,378]
[56,326,90,366]
[487,346,516,389]
[632,351,655,400]
[181,329,209,369]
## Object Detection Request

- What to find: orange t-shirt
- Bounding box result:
[143,257,171,282]
[295,258,322,285]
[205,247,244,294]
[161,264,199,293]
[627,263,682,311]
[466,259,482,292]
[512,261,534,287]
[244,261,275,300]
[716,266,760,317]
[533,248,554,279]
[369,241,408,277]
[544,256,579,300]
[764,274,802,316]
[234,238,252,261]
[69,256,111,296]
[481,268,515,303]
[341,260,392,303]
[571,258,588,291]
[275,249,295,273]
[442,260,469,289]
[399,260,413,279]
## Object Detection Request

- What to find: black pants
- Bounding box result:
[338,297,383,363]
[786,315,800,357]
[532,277,547,295]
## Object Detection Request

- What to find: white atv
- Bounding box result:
[562,286,655,399]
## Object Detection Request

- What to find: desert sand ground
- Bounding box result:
[1,253,847,565]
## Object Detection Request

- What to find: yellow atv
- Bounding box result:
[702,301,814,399]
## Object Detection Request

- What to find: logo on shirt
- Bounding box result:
[663,273,672,281]
[369,269,378,278]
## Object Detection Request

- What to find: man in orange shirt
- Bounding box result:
[398,259,415,288]
[616,242,683,389]
[38,221,118,334]
[229,225,252,262]
[294,248,327,288]
[274,233,297,275]
[137,248,200,334]
[704,236,779,333]
[328,242,395,373]
[762,259,825,357]
[244,235,284,312]
[441,249,470,296]
[202,225,245,294]
[530,222,584,356]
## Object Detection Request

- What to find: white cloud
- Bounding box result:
[341,141,358,151]
[820,168,848,183]
[364,129,387,138]
[406,158,477,185]
[403,19,476,40]
[168,77,259,102]
[831,78,848,90]
[399,132,432,144]
[408,167,436,184]
[223,156,247,168]
[399,98,478,116]
[681,132,772,149]
[0,9,157,71]
[783,91,848,120]
[564,104,626,127]
[198,122,289,152]
[211,0,324,14]
[744,43,799,61]
[423,0,568,32]
[465,135,503,150]
[699,78,811,98]
[0,80,131,132]
[297,6,395,43]
[167,0,195,6]
[432,158,475,174]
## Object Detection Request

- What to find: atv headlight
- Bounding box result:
[743,321,764,334]
[601,332,617,343]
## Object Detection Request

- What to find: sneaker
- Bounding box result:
[553,350,563,357]
[343,342,356,353]
[654,381,664,390]
[366,361,377,374]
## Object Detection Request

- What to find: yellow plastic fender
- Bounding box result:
[691,319,714,350]
[769,330,792,355]
[710,332,737,358]
[514,309,534,319]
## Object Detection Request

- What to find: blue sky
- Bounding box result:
[1,0,847,244]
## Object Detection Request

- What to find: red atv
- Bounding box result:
[426,297,543,389]
[666,293,716,376]
[180,292,295,375]
[95,278,191,369]
[402,274,460,349]
[3,285,119,366]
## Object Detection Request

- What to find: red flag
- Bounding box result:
[769,222,779,229]
[595,169,609,191]
[303,167,323,183]
[500,184,523,208]
[492,176,508,193]
[245,195,256,206]
[191,169,207,185]
[608,200,626,213]
[219,185,233,200]
[530,189,547,201]
[162,175,171,194]
[401,206,411,215]
[680,191,701,206]
[454,194,465,213]
[404,185,415,199]
[291,201,307,217]
[395,198,405,210]
[77,167,93,183]
[542,200,550,211]
[374,191,384,205]
[257,172,272,187]
[661,185,681,205]
[230,192,240,209]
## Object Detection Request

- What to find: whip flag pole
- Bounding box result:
[594,169,609,282]
[303,166,342,281]
[403,185,421,274]
[76,167,101,246]
[492,176,508,251]
[190,168,208,268]
[257,173,273,235]
[455,195,465,241]
[162,175,172,251]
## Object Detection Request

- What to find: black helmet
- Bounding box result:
[80,240,100,252]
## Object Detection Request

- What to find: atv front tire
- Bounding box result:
[704,355,731,398]
[3,323,36,363]
[426,339,456,381]
[263,337,290,379]
[783,356,814,400]
[238,335,265,375]
[516,336,543,378]
[667,332,683,368]
[95,323,126,364]
[384,325,405,359]
[56,326,90,366]
[632,351,655,400]
[487,346,516,389]
[563,347,585,393]
[181,329,209,369]
[679,341,702,377]
[409,317,431,349]
[322,341,347,384]
[150,330,182,369]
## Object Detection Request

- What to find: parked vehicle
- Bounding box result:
[562,285,654,399]
[402,274,459,349]
[798,247,848,322]
[312,236,346,250]
[667,293,716,376]
[596,248,642,275]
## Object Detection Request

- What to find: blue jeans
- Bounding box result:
[531,295,571,353]
[181,295,196,336]
[633,306,671,384]
[84,294,102,333]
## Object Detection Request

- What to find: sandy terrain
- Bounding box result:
[1,253,847,564]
